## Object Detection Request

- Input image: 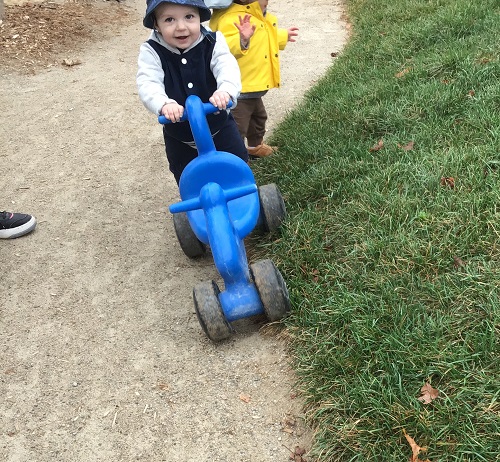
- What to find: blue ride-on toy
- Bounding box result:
[159,95,290,342]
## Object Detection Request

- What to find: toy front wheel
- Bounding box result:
[193,280,232,342]
[258,183,287,232]
[173,212,206,258]
[250,259,290,322]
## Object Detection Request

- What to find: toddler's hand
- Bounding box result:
[209,90,231,111]
[235,14,256,46]
[287,26,299,42]
[161,102,184,123]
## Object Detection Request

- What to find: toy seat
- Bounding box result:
[178,150,259,244]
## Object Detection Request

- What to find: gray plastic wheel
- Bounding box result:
[173,212,206,258]
[258,183,287,232]
[193,280,232,342]
[250,259,290,322]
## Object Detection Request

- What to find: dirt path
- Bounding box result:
[1,0,347,460]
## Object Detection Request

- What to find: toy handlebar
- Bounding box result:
[169,183,257,214]
[158,100,233,124]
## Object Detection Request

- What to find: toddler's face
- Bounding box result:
[154,3,201,50]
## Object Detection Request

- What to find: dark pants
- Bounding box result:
[164,113,249,185]
[231,97,267,147]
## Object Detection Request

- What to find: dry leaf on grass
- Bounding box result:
[369,139,384,152]
[398,141,415,151]
[403,430,431,462]
[440,176,455,188]
[453,255,466,269]
[418,383,439,404]
[395,67,411,78]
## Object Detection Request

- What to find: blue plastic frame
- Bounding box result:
[160,95,265,322]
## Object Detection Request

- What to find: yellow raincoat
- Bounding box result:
[209,2,289,93]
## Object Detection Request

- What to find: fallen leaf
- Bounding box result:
[403,430,430,462]
[453,256,466,270]
[289,445,307,461]
[239,393,251,403]
[440,177,455,188]
[418,383,439,404]
[369,139,384,152]
[477,56,492,64]
[62,58,82,67]
[395,67,410,78]
[282,415,297,434]
[398,141,415,151]
[294,446,306,456]
[312,269,319,282]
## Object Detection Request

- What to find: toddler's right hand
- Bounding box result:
[161,102,184,123]
[235,14,256,47]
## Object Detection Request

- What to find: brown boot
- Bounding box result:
[247,143,275,158]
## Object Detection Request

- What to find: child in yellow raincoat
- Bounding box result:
[209,0,298,158]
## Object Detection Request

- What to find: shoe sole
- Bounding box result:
[0,217,37,239]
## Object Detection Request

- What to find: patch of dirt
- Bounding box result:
[0,0,133,73]
[1,0,348,460]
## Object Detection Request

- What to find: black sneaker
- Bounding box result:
[0,211,37,239]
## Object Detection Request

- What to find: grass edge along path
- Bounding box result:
[252,0,499,460]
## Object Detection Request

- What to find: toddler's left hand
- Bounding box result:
[288,26,299,42]
[209,90,231,110]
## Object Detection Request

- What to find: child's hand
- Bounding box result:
[161,102,184,123]
[209,90,231,111]
[287,26,299,42]
[235,14,256,48]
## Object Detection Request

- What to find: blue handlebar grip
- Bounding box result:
[224,184,258,202]
[158,99,233,125]
[158,115,170,124]
[169,196,202,214]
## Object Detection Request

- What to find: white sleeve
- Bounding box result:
[136,42,176,115]
[210,31,242,104]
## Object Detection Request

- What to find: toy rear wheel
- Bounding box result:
[173,212,206,258]
[258,183,287,232]
[250,259,290,322]
[193,280,232,342]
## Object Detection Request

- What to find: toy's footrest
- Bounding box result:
[178,152,259,243]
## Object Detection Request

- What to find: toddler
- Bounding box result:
[137,0,249,184]
[209,0,298,157]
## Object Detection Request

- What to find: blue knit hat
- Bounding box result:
[143,0,212,29]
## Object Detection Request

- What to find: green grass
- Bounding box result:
[251,0,500,460]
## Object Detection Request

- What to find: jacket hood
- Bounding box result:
[209,2,263,29]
